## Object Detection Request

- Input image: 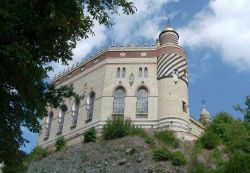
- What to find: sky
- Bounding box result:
[22,0,250,152]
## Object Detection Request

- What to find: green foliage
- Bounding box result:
[102,118,134,140]
[223,121,250,153]
[26,146,47,163]
[234,96,250,123]
[84,128,96,143]
[198,131,221,150]
[171,151,187,166]
[55,137,66,151]
[0,0,135,167]
[188,158,208,173]
[207,112,234,139]
[223,153,250,173]
[209,149,224,166]
[155,129,179,147]
[153,148,172,161]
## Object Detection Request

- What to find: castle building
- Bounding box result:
[38,25,206,148]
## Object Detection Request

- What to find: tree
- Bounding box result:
[0,0,136,170]
[234,96,250,123]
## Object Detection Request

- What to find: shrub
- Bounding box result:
[223,153,250,173]
[171,151,186,166]
[153,148,171,161]
[207,112,234,139]
[188,158,208,173]
[102,118,133,140]
[155,129,179,147]
[198,131,220,150]
[27,146,47,162]
[55,136,66,151]
[84,128,96,143]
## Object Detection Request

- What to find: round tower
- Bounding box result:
[157,24,190,137]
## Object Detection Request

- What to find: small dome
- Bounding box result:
[159,26,179,38]
[200,105,210,118]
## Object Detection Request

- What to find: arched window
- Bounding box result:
[122,68,126,78]
[113,87,125,114]
[86,92,95,121]
[116,68,121,78]
[57,109,65,134]
[144,67,148,78]
[71,100,80,128]
[44,112,53,140]
[136,88,148,115]
[138,67,142,78]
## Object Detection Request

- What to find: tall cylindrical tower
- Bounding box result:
[157,25,190,137]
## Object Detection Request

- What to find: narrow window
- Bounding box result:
[113,87,125,114]
[57,109,65,134]
[116,68,121,78]
[144,67,148,78]
[44,112,53,140]
[86,92,95,121]
[182,101,187,113]
[138,67,142,78]
[136,88,148,115]
[71,101,80,128]
[122,68,126,78]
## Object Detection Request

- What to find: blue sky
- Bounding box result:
[22,0,250,152]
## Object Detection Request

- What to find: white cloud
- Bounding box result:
[112,0,178,43]
[49,0,178,78]
[49,21,107,78]
[178,0,250,71]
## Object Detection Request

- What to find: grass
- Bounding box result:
[84,128,96,143]
[55,136,66,151]
[154,129,179,148]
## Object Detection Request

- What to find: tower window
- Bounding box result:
[138,67,142,78]
[116,68,121,78]
[136,88,148,117]
[144,67,148,78]
[122,68,126,78]
[182,101,187,113]
[113,87,125,114]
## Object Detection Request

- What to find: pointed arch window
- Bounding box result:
[122,68,126,78]
[136,88,148,116]
[138,67,142,78]
[71,100,80,128]
[44,112,53,140]
[116,68,121,78]
[144,67,148,78]
[113,87,125,114]
[57,109,65,134]
[86,92,95,122]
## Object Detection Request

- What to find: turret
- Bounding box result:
[159,20,179,46]
[157,22,190,138]
[199,105,211,125]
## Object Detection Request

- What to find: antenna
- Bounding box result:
[167,18,171,28]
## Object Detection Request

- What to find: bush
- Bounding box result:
[198,131,220,150]
[102,118,134,140]
[27,146,47,162]
[155,129,179,147]
[55,136,66,151]
[188,158,208,173]
[84,128,96,143]
[223,153,250,173]
[171,151,186,166]
[153,148,171,161]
